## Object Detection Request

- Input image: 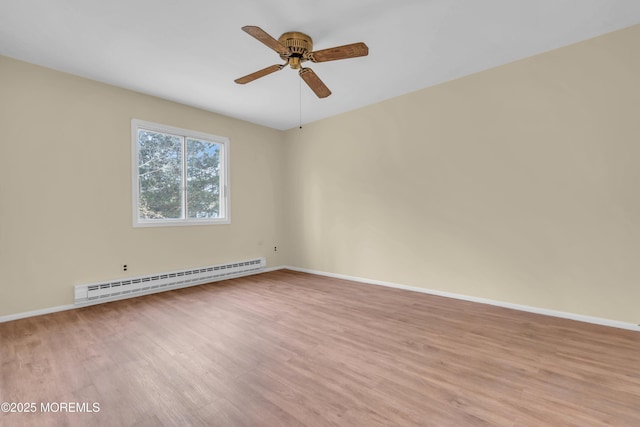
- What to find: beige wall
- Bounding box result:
[284,25,640,324]
[0,56,287,317]
[2,25,638,324]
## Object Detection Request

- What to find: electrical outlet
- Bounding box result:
[123,264,128,272]
[274,246,277,252]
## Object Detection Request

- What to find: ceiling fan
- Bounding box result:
[234,26,369,98]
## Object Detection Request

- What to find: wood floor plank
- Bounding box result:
[1,269,639,426]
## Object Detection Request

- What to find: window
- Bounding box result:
[131,119,229,227]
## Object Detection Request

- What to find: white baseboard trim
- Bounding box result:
[282,266,640,332]
[3,266,637,332]
[1,266,285,324]
[0,304,77,323]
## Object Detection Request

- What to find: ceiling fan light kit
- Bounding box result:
[235,26,368,98]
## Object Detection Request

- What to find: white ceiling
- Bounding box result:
[1,1,639,130]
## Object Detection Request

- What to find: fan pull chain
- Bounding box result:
[299,77,302,129]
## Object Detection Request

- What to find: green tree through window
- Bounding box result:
[186,138,220,218]
[138,130,183,219]
[133,120,229,226]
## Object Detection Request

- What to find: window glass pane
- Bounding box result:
[137,129,183,219]
[186,138,220,219]
[132,119,229,227]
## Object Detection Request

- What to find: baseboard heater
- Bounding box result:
[74,258,266,305]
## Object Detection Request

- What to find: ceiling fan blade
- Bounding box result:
[309,42,368,63]
[241,26,291,56]
[235,64,284,84]
[299,68,331,98]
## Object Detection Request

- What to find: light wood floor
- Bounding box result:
[1,270,639,426]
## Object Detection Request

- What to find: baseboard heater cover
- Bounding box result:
[74,258,266,305]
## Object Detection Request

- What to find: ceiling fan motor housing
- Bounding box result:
[278,32,313,68]
[236,26,368,98]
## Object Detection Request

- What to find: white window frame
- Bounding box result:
[131,119,230,227]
